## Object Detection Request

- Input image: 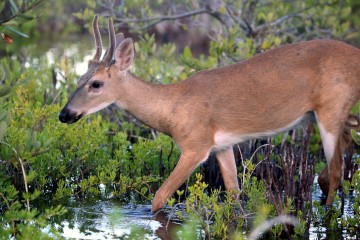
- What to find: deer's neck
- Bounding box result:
[115,73,176,135]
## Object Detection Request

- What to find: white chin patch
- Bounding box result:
[85,102,113,116]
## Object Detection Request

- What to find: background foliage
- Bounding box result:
[1,0,360,239]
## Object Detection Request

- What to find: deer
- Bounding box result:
[59,15,360,213]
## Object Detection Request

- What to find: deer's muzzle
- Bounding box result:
[59,108,83,124]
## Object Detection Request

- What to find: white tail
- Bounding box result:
[59,15,360,212]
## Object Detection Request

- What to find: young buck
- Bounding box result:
[59,15,360,213]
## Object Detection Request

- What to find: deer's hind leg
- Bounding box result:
[315,99,356,205]
[318,114,360,197]
[316,117,343,205]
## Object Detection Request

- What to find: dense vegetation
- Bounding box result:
[1,0,360,239]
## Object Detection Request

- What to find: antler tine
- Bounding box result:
[102,18,116,65]
[92,15,103,61]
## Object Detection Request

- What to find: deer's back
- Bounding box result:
[168,39,360,136]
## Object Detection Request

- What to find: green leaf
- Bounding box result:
[342,180,351,196]
[167,197,175,207]
[0,121,7,141]
[27,171,37,183]
[17,14,34,20]
[219,6,226,14]
[0,109,6,120]
[9,0,19,14]
[5,26,29,38]
[2,20,19,26]
[351,129,360,145]
[261,39,271,50]
[0,2,5,13]
[26,132,33,151]
[88,0,96,9]
[183,46,192,59]
[0,86,12,97]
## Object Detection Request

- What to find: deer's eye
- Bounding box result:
[90,81,103,90]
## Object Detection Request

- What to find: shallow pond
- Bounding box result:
[57,201,158,239]
[309,177,358,240]
[48,176,358,240]
[52,200,185,239]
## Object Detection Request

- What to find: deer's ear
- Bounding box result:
[115,33,125,49]
[114,38,134,71]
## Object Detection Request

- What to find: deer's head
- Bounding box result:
[59,15,134,124]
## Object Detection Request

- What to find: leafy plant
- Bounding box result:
[0,0,45,43]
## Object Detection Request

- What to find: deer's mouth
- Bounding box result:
[59,109,84,124]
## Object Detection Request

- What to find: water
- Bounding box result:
[50,178,357,240]
[309,176,358,240]
[54,199,181,239]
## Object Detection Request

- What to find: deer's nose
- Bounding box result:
[59,109,71,123]
[59,108,83,124]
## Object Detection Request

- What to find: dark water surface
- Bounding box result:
[53,199,184,239]
[55,201,158,239]
[308,176,358,240]
[49,176,358,240]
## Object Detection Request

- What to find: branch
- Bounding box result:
[115,9,208,25]
[248,215,299,240]
[253,13,302,34]
[0,141,30,211]
[225,5,253,36]
[113,8,228,31]
[0,0,45,25]
[253,2,321,35]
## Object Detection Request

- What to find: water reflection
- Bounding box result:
[55,199,179,239]
[309,176,357,240]
[22,35,96,80]
[52,176,358,240]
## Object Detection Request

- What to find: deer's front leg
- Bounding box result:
[152,149,210,213]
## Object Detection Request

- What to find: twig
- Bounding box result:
[115,9,210,24]
[253,2,322,35]
[237,143,274,202]
[248,215,299,240]
[0,141,30,211]
[113,8,229,32]
[0,0,45,25]
[249,143,274,163]
[254,13,302,34]
[0,192,11,209]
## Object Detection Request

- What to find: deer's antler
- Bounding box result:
[102,18,116,65]
[92,15,103,61]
